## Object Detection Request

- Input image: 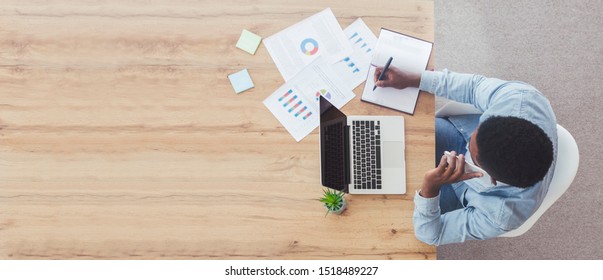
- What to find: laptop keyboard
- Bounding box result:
[352,120,382,189]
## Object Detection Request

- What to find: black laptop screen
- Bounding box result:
[319,96,349,192]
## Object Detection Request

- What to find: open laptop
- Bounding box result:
[319,96,406,194]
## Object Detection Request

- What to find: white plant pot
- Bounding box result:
[325,197,347,215]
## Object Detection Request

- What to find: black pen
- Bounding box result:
[373,56,393,91]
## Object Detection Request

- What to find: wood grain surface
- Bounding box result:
[0,0,435,259]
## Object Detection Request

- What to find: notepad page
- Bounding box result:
[361,29,432,114]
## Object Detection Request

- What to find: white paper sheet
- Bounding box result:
[332,18,378,90]
[264,8,353,81]
[263,57,355,142]
[361,29,432,114]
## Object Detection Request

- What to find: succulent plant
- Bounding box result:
[319,189,347,216]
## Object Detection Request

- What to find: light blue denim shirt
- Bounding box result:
[413,70,558,245]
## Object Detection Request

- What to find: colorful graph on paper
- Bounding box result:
[315,89,332,101]
[300,38,319,56]
[278,89,313,120]
[349,31,372,53]
[341,57,360,74]
[330,18,377,89]
[263,57,355,142]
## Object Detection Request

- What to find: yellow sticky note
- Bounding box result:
[236,29,262,55]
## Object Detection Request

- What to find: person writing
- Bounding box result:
[374,67,557,245]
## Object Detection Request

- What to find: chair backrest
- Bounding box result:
[500,124,579,237]
[435,100,580,237]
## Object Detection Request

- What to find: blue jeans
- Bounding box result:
[435,117,467,214]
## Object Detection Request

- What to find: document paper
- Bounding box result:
[264,8,353,81]
[263,58,355,142]
[361,29,433,114]
[332,18,378,90]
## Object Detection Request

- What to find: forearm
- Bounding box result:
[408,72,422,89]
[419,183,440,198]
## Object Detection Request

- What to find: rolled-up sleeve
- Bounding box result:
[419,69,511,112]
[413,191,442,245]
[413,190,440,215]
[413,190,507,245]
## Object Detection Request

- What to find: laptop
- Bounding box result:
[319,96,406,194]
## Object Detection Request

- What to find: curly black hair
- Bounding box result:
[476,116,554,188]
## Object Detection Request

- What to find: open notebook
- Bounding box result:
[361,29,433,115]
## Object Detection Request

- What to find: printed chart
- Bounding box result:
[264,8,353,81]
[315,89,332,101]
[341,57,360,74]
[279,89,313,120]
[332,18,378,89]
[300,38,319,56]
[263,58,355,142]
[349,32,373,53]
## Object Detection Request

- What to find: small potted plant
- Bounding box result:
[320,188,347,216]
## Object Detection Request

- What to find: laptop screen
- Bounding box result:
[319,96,349,192]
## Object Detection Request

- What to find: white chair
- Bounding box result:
[435,100,580,237]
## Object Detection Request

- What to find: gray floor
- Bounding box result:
[434,0,603,259]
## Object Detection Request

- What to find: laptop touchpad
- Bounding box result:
[382,141,405,168]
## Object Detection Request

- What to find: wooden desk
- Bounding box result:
[0,1,435,259]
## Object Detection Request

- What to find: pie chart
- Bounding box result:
[315,89,332,101]
[300,38,319,56]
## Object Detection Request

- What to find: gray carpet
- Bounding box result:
[434,0,603,259]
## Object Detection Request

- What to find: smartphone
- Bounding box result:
[444,151,487,175]
[444,150,498,187]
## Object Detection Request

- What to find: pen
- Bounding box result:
[373,56,393,91]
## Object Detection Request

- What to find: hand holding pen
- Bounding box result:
[373,59,422,90]
[373,57,393,91]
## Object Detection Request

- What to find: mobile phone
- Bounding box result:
[444,151,495,187]
[444,151,486,175]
